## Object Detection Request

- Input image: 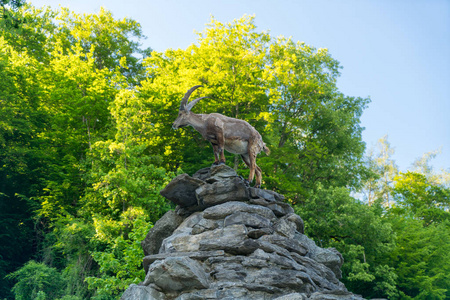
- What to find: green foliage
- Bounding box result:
[264,37,369,199]
[358,136,450,299]
[0,4,156,299]
[2,4,448,300]
[139,16,369,203]
[392,171,450,225]
[7,261,65,300]
[361,135,399,206]
[0,0,26,30]
[387,169,450,299]
[85,210,152,299]
[297,184,396,299]
[387,218,450,299]
[0,35,44,299]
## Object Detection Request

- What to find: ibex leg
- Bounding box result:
[240,154,251,184]
[211,143,220,165]
[254,165,262,188]
[215,130,226,164]
[248,154,257,186]
[241,153,262,187]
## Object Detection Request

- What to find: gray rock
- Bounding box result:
[143,257,210,292]
[210,259,247,281]
[274,217,298,238]
[120,284,166,300]
[142,210,184,256]
[162,224,249,254]
[203,201,276,220]
[207,164,238,182]
[274,293,308,300]
[256,240,298,262]
[250,248,298,270]
[259,234,308,256]
[314,248,344,279]
[173,212,204,234]
[248,187,284,202]
[285,213,304,234]
[196,177,248,206]
[198,225,259,255]
[143,250,225,274]
[294,233,343,279]
[246,267,314,293]
[191,217,220,235]
[267,202,295,217]
[224,211,272,228]
[122,166,364,300]
[290,253,343,289]
[157,212,205,253]
[248,197,272,206]
[309,290,365,300]
[160,174,205,207]
[241,256,271,269]
[247,227,274,239]
[209,238,259,255]
[192,167,211,181]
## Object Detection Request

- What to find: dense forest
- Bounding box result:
[1,3,449,300]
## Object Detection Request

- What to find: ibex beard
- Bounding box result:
[173,85,270,188]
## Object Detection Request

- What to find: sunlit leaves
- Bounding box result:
[85,209,152,298]
[392,171,450,225]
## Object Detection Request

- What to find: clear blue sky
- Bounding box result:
[30,0,450,172]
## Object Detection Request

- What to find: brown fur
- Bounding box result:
[173,86,269,187]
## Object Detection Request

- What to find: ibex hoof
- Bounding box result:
[254,184,261,189]
[244,179,251,187]
[212,161,226,166]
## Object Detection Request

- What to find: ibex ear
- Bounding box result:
[186,96,209,111]
[180,85,203,110]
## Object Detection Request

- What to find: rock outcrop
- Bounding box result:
[121,165,364,300]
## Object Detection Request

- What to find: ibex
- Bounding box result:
[173,85,270,188]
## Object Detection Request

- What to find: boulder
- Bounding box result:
[196,177,248,206]
[294,233,344,279]
[121,166,366,300]
[203,201,276,220]
[119,284,165,300]
[141,210,184,256]
[160,174,205,207]
[143,257,210,292]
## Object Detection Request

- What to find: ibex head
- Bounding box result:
[172,85,269,187]
[172,85,208,129]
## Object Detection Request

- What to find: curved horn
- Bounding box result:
[186,96,209,111]
[180,85,203,110]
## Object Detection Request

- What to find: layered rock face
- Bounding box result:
[121,165,364,300]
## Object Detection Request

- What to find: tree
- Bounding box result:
[0,0,25,29]
[361,135,398,206]
[385,156,450,298]
[0,5,153,298]
[2,9,375,298]
[0,36,45,299]
[52,7,151,84]
[263,37,369,200]
[392,171,449,226]
[297,184,397,299]
[139,16,271,174]
[387,218,450,299]
[412,149,450,187]
[139,16,369,199]
[7,261,65,300]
